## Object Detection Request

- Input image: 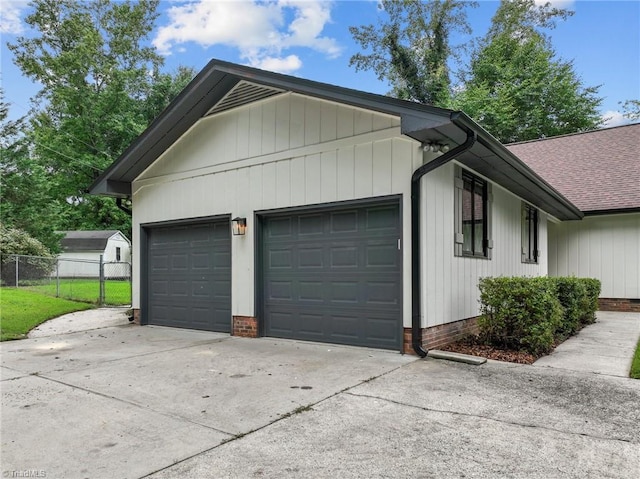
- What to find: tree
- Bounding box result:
[0,224,54,286]
[621,100,640,121]
[349,0,475,106]
[7,0,193,238]
[0,90,63,252]
[452,0,602,142]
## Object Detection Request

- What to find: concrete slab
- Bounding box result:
[48,336,414,435]
[1,375,229,479]
[350,359,640,443]
[1,325,228,375]
[149,381,639,479]
[2,311,639,479]
[534,311,640,377]
[0,366,27,381]
[428,349,487,364]
[28,307,131,338]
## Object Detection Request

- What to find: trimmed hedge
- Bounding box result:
[478,276,601,355]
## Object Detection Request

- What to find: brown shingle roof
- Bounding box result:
[507,124,640,213]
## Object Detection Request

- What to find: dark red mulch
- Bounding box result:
[440,337,540,364]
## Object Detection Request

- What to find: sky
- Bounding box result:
[1,0,639,128]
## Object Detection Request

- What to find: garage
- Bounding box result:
[145,221,231,332]
[261,201,402,350]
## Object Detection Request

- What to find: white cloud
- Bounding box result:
[254,54,303,73]
[534,0,575,7]
[153,0,341,73]
[0,0,27,35]
[601,110,631,128]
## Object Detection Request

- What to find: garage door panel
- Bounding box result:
[299,214,324,235]
[147,221,231,333]
[330,211,358,233]
[263,202,401,350]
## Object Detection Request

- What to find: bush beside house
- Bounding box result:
[478,276,601,355]
[0,224,54,286]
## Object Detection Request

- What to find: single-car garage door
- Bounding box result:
[146,221,231,332]
[262,201,402,350]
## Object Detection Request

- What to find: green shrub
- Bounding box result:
[580,278,601,325]
[0,224,54,286]
[552,277,587,339]
[478,277,562,355]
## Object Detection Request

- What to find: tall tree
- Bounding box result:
[0,90,63,252]
[452,0,602,142]
[349,0,475,106]
[7,0,193,238]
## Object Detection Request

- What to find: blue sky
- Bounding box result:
[1,0,639,128]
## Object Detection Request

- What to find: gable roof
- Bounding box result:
[89,59,581,220]
[508,123,640,214]
[60,230,129,252]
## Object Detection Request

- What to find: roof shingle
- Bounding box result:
[507,124,640,213]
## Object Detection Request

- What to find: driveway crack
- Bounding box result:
[345,391,635,445]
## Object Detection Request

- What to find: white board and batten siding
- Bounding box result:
[421,162,548,328]
[132,91,551,329]
[548,213,640,299]
[133,92,423,326]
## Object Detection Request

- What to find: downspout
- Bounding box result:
[411,115,476,357]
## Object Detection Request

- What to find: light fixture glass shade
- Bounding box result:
[232,217,247,236]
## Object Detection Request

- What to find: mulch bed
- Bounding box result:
[440,337,540,364]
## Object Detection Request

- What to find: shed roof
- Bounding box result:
[60,230,129,252]
[89,59,582,220]
[508,123,640,214]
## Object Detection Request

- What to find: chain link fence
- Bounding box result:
[1,254,131,306]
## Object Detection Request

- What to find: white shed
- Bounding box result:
[57,230,131,278]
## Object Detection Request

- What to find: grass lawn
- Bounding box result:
[28,279,131,305]
[0,288,94,341]
[630,338,640,379]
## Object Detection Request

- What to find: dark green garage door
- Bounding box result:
[262,202,402,350]
[146,221,231,332]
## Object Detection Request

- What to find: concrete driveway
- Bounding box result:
[2,317,639,478]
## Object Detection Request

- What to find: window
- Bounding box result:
[522,204,539,263]
[455,166,492,258]
[116,247,121,262]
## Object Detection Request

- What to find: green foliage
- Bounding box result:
[478,276,602,356]
[3,0,195,241]
[551,277,587,339]
[349,0,603,142]
[478,277,562,355]
[349,0,474,106]
[621,100,640,121]
[0,224,54,286]
[580,278,601,325]
[0,90,63,251]
[452,0,602,142]
[0,287,93,341]
[630,338,640,380]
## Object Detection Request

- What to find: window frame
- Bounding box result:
[454,166,492,259]
[115,247,121,262]
[522,203,539,264]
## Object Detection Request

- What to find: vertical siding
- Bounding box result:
[548,214,640,298]
[132,93,411,321]
[421,162,549,327]
[131,91,565,331]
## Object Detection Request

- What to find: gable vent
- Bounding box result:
[207,81,284,116]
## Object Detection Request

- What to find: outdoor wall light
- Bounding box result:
[422,142,450,153]
[232,217,247,236]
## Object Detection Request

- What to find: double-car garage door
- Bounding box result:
[145,201,402,350]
